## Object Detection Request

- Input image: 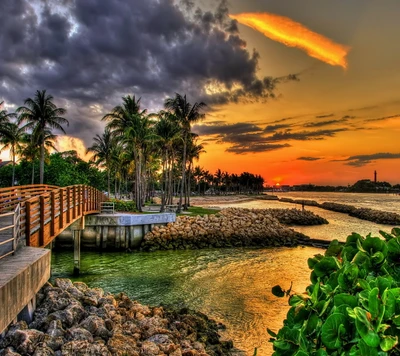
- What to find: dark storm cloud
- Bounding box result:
[297,156,322,161]
[0,0,294,145]
[304,118,347,128]
[337,153,400,167]
[315,114,334,119]
[265,128,347,141]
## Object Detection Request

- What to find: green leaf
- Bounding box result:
[293,351,308,356]
[334,293,358,308]
[368,287,380,320]
[379,230,393,241]
[305,312,319,336]
[362,237,387,256]
[314,257,339,278]
[382,289,396,319]
[289,294,306,307]
[267,328,277,337]
[326,239,343,257]
[358,339,379,356]
[321,313,348,349]
[272,285,285,298]
[391,227,400,237]
[315,349,328,356]
[380,335,398,352]
[387,237,400,262]
[355,318,380,348]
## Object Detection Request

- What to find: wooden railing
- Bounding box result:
[0,204,21,260]
[0,184,107,249]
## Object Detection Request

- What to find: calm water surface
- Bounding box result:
[51,193,400,355]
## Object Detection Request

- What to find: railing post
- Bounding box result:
[67,187,71,223]
[77,185,81,217]
[59,189,64,229]
[25,201,31,246]
[72,187,76,220]
[39,196,45,246]
[50,191,55,237]
[82,186,86,215]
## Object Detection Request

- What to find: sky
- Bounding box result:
[0,0,399,186]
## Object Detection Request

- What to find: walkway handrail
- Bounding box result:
[22,185,107,248]
[0,184,107,249]
[0,184,59,213]
[0,203,21,260]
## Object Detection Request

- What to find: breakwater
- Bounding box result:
[0,278,233,355]
[142,207,327,251]
[278,198,400,225]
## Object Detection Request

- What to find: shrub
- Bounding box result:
[110,199,137,212]
[269,228,400,355]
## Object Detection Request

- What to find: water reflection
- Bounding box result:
[52,247,322,355]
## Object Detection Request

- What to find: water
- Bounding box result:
[51,193,400,355]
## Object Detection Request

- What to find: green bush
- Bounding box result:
[269,228,400,355]
[110,199,137,212]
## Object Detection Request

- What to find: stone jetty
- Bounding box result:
[141,208,326,251]
[279,198,400,226]
[0,279,233,356]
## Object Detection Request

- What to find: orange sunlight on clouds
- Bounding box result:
[55,136,92,162]
[229,12,350,69]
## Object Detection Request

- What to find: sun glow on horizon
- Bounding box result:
[229,12,350,69]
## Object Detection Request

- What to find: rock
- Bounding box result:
[61,340,111,355]
[11,329,45,354]
[107,333,139,355]
[65,327,94,342]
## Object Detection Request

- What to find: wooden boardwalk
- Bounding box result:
[0,184,106,259]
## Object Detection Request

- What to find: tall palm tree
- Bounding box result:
[103,95,155,211]
[0,122,25,186]
[17,90,68,184]
[164,93,206,212]
[154,112,181,210]
[87,127,115,197]
[185,135,205,207]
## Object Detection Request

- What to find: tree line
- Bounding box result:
[0,91,265,212]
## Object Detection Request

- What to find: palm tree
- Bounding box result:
[17,90,68,184]
[103,95,155,211]
[154,112,181,211]
[87,127,115,197]
[164,93,206,212]
[0,122,25,186]
[185,136,205,207]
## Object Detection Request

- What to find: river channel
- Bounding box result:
[51,193,400,355]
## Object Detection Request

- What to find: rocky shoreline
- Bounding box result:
[279,198,400,225]
[141,207,327,252]
[0,279,234,356]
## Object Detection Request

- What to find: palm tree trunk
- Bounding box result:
[107,169,111,197]
[31,163,35,185]
[11,145,15,187]
[39,142,45,184]
[178,138,187,213]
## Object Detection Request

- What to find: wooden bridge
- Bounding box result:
[0,184,107,260]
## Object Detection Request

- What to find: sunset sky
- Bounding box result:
[1,0,399,186]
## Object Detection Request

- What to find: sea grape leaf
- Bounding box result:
[338,263,359,290]
[358,339,379,356]
[334,293,358,308]
[391,227,400,237]
[368,287,380,320]
[273,339,292,351]
[321,313,348,349]
[371,251,385,266]
[354,310,380,348]
[305,312,319,336]
[376,276,392,295]
[326,239,343,257]
[272,285,285,298]
[380,335,398,352]
[379,230,393,241]
[289,294,306,307]
[293,351,308,356]
[383,289,396,319]
[315,349,328,356]
[314,257,339,278]
[362,237,387,255]
[387,237,400,262]
[267,328,277,338]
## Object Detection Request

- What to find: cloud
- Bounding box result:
[364,114,400,122]
[226,143,290,154]
[0,0,297,146]
[297,156,323,161]
[264,123,292,132]
[229,12,350,69]
[265,128,347,141]
[304,118,347,128]
[338,153,400,167]
[315,114,334,119]
[193,122,262,136]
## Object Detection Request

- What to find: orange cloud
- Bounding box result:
[229,12,350,69]
[55,136,92,162]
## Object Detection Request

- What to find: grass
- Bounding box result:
[179,206,220,216]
